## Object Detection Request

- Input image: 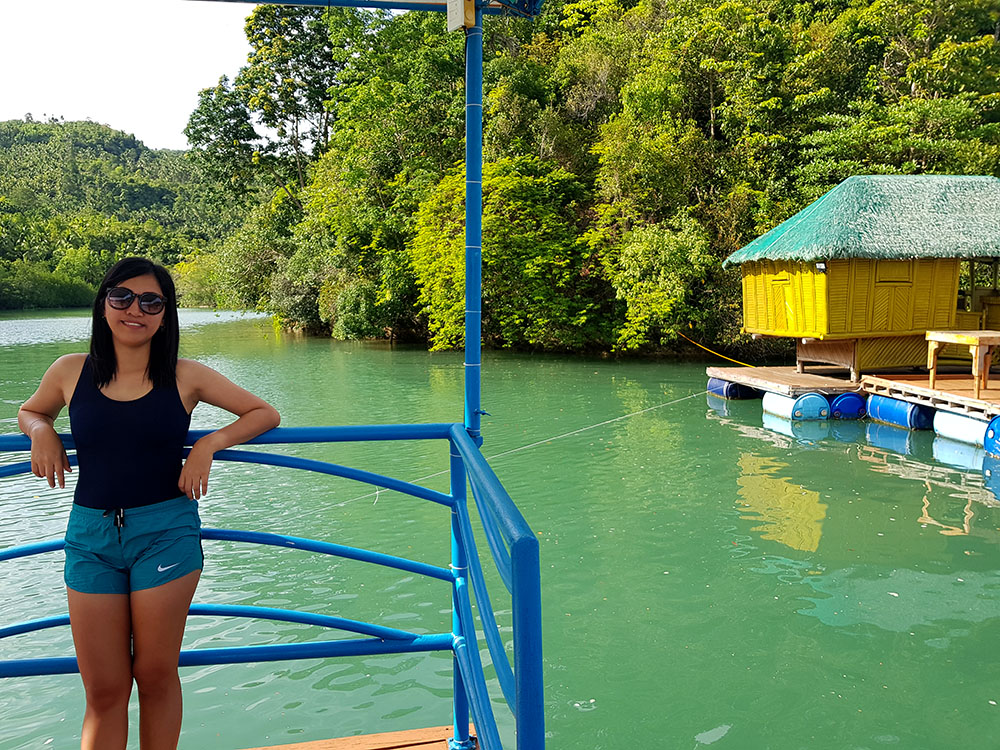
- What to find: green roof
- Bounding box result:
[724,175,1000,266]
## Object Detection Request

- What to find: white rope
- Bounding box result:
[335,389,708,508]
[484,389,707,461]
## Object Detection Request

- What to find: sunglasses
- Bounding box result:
[106,286,167,315]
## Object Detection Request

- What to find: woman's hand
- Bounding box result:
[19,355,81,490]
[28,422,72,489]
[178,439,215,500]
[176,360,280,502]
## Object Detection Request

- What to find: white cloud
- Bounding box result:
[0,0,253,150]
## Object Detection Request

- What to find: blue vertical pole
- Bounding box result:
[513,535,545,749]
[449,440,474,750]
[464,7,484,444]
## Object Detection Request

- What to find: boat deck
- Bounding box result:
[240,726,473,750]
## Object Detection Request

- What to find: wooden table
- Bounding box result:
[926,329,1000,398]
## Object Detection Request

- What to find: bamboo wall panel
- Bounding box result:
[827,260,850,333]
[756,265,768,329]
[771,269,789,332]
[804,266,827,333]
[871,285,891,332]
[931,259,959,328]
[912,260,933,328]
[741,257,961,340]
[856,335,927,370]
[742,260,826,337]
[893,285,913,330]
[850,261,871,333]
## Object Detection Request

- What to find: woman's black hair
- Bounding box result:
[90,257,179,389]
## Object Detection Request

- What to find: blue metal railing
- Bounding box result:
[0,425,543,750]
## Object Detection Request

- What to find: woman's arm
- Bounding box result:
[177,359,281,500]
[18,354,83,489]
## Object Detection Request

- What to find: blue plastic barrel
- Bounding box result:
[706,378,761,400]
[983,416,1000,458]
[866,421,914,455]
[829,392,866,419]
[762,391,830,420]
[932,410,987,446]
[866,394,934,430]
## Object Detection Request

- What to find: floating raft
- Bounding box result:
[706,365,1000,445]
[861,373,1000,420]
[240,725,471,750]
[705,366,863,397]
[707,366,1000,420]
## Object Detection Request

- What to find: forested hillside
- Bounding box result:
[0,118,234,308]
[3,0,998,355]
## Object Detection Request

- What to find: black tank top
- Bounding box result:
[69,356,192,509]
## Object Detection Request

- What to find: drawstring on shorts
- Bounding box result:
[103,508,125,541]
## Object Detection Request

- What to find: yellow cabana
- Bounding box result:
[725,175,1000,379]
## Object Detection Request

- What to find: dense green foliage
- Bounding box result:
[411,157,606,349]
[0,118,234,309]
[3,0,998,354]
[179,0,998,352]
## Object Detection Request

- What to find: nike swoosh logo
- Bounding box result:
[157,563,180,572]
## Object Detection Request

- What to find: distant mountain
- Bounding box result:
[0,119,239,309]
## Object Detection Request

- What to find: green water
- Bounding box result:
[2,312,1000,749]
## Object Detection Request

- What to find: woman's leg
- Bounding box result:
[67,588,133,750]
[130,570,200,750]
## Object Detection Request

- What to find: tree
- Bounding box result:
[602,211,716,350]
[409,156,612,350]
[238,5,346,186]
[184,76,263,205]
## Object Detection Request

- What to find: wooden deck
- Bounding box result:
[239,726,473,750]
[861,373,1000,420]
[706,366,862,397]
[706,365,1000,420]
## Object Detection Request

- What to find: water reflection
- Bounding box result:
[707,400,1000,548]
[761,412,829,444]
[829,420,864,444]
[865,421,915,455]
[0,309,267,347]
[736,454,827,552]
[933,437,985,472]
[918,494,975,536]
[705,393,732,417]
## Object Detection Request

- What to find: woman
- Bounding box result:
[17,257,281,750]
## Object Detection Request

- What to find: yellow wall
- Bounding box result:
[741,260,828,337]
[742,258,960,339]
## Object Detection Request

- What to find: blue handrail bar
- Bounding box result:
[1,604,421,642]
[454,498,516,707]
[209,449,454,507]
[469,478,514,592]
[202,527,455,582]
[0,424,543,750]
[0,634,456,679]
[0,424,455,453]
[450,425,544,749]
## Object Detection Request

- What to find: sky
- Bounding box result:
[0,0,256,150]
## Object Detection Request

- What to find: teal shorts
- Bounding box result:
[64,496,203,595]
